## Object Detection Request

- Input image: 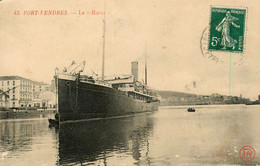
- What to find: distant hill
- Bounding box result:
[155,90,199,99]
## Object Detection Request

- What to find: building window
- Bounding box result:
[7,81,9,85]
[13,81,15,85]
[13,89,15,93]
[13,102,15,107]
[13,95,15,99]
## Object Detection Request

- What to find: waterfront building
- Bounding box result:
[32,81,51,108]
[223,95,229,101]
[0,76,33,108]
[0,76,55,109]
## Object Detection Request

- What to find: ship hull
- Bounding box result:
[57,76,160,122]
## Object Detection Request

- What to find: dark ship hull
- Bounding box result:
[57,76,160,122]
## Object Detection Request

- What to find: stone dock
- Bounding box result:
[0,109,56,120]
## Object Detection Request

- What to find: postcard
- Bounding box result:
[0,0,259,165]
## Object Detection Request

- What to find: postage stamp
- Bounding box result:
[200,6,247,65]
[208,7,246,53]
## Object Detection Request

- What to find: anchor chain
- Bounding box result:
[74,74,80,112]
[67,81,74,111]
[66,74,80,112]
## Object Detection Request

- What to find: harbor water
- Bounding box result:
[0,105,260,166]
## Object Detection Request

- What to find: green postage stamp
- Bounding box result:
[209,7,246,52]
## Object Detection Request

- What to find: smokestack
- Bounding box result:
[131,61,138,82]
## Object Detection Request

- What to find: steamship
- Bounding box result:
[53,10,159,123]
[55,61,160,122]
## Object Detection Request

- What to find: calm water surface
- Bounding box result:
[1,105,260,166]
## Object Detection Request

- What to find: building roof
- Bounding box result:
[0,76,32,81]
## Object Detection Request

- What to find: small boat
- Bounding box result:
[48,118,59,125]
[48,113,59,126]
[187,108,196,112]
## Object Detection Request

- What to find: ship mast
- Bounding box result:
[101,0,106,81]
[145,43,147,85]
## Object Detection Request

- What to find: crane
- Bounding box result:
[62,61,86,75]
[0,86,19,106]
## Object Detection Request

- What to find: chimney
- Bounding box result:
[131,61,138,82]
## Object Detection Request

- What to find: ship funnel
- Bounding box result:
[131,61,138,82]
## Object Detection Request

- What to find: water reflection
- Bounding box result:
[1,106,260,165]
[58,114,154,165]
[0,118,58,166]
[0,121,33,155]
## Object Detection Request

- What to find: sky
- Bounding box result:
[0,0,259,99]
